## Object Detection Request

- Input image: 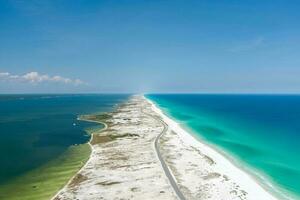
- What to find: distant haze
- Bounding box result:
[0,0,300,93]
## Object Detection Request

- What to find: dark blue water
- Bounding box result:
[0,94,129,184]
[148,94,300,199]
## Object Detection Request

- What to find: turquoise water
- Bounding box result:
[147,94,300,199]
[0,94,129,185]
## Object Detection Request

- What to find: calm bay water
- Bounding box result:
[0,94,129,185]
[148,94,300,199]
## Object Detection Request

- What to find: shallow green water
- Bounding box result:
[0,94,129,199]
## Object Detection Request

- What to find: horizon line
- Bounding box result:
[1,92,300,95]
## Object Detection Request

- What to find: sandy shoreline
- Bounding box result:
[51,118,107,200]
[54,95,178,200]
[146,96,278,200]
[53,95,279,200]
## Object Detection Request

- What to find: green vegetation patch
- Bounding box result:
[91,133,139,145]
[80,113,112,122]
[109,133,139,140]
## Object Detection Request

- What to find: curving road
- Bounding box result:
[141,108,187,200]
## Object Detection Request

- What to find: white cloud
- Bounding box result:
[0,72,10,77]
[23,72,49,83]
[0,71,85,86]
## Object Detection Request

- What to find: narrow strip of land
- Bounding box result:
[142,108,186,200]
[54,96,178,200]
[54,95,275,200]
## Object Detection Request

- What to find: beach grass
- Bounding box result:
[0,143,91,200]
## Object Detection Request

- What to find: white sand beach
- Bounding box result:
[147,97,278,200]
[53,95,278,200]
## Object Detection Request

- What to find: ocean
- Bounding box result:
[147,94,300,199]
[0,94,129,199]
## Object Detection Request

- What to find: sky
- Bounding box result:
[0,0,300,94]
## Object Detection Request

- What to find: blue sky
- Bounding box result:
[0,0,300,93]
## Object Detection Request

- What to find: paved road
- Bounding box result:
[141,109,187,200]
